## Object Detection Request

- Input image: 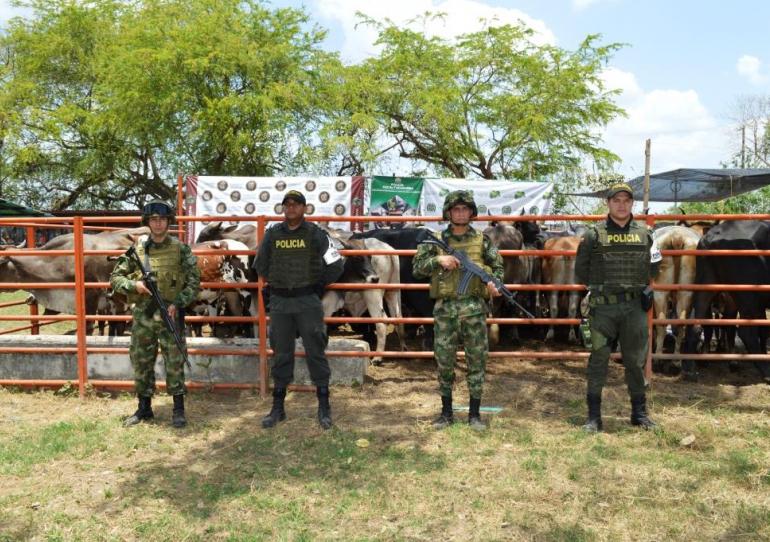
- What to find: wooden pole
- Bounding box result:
[643,139,651,213]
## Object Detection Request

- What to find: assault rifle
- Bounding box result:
[125,244,192,371]
[419,236,535,319]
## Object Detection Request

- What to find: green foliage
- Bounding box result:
[0,0,332,209]
[341,16,625,179]
[0,4,627,208]
[680,185,770,215]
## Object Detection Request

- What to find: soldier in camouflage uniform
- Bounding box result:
[111,200,200,428]
[575,182,662,432]
[413,190,504,430]
[256,190,344,430]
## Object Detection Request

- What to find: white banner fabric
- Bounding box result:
[188,176,352,242]
[418,178,554,230]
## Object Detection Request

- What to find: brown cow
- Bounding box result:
[190,239,255,338]
[541,235,583,343]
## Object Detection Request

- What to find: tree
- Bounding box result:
[330,17,625,180]
[724,94,770,169]
[0,0,332,210]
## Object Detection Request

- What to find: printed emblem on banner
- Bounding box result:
[489,190,501,198]
[427,203,436,212]
[334,204,346,215]
[217,180,228,191]
[231,191,241,202]
[352,197,363,206]
[439,189,449,197]
[335,180,347,192]
[305,180,317,192]
[275,180,286,191]
[246,180,257,191]
[259,191,270,202]
[274,204,283,214]
[502,205,512,215]
[245,203,255,214]
[478,205,487,214]
[306,203,315,214]
[202,191,213,201]
[216,203,226,213]
[515,190,525,199]
[185,195,195,205]
[319,191,330,203]
[529,206,539,214]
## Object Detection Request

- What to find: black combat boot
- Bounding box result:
[317,386,333,430]
[468,396,487,431]
[123,396,153,427]
[583,393,603,433]
[432,394,454,429]
[172,394,187,428]
[262,387,287,428]
[630,394,657,430]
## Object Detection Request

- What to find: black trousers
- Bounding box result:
[268,294,331,387]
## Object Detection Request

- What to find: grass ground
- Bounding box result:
[0,291,76,336]
[1,353,769,541]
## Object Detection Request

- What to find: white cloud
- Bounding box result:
[736,54,768,85]
[315,0,556,62]
[599,67,730,177]
[572,0,602,10]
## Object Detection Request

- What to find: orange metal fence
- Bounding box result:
[2,212,770,398]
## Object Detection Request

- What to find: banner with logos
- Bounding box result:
[419,178,554,230]
[184,176,352,243]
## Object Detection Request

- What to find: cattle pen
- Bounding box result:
[2,211,770,399]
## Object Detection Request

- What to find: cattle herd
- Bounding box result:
[2,217,770,382]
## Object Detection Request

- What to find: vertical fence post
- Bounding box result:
[257,216,268,397]
[73,216,88,398]
[177,174,185,242]
[26,225,40,334]
[645,213,655,382]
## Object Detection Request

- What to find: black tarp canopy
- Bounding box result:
[0,198,49,216]
[569,168,770,202]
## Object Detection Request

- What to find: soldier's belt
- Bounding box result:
[591,291,639,305]
[270,285,316,297]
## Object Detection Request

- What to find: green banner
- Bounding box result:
[369,176,423,222]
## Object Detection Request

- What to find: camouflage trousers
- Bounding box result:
[129,304,187,397]
[433,297,489,399]
[586,299,648,396]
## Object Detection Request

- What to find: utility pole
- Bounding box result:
[643,139,651,213]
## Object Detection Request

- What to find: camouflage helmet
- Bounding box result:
[442,190,478,220]
[141,199,175,226]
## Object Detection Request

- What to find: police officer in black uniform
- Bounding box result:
[575,182,662,432]
[256,190,344,430]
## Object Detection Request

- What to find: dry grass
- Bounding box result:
[1,351,770,541]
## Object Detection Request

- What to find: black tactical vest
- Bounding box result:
[266,223,322,288]
[588,221,650,291]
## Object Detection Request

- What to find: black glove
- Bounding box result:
[640,286,653,312]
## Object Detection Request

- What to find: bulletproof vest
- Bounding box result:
[134,236,184,303]
[430,230,489,300]
[266,224,321,288]
[588,221,650,290]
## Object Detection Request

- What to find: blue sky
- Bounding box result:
[2,0,769,179]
